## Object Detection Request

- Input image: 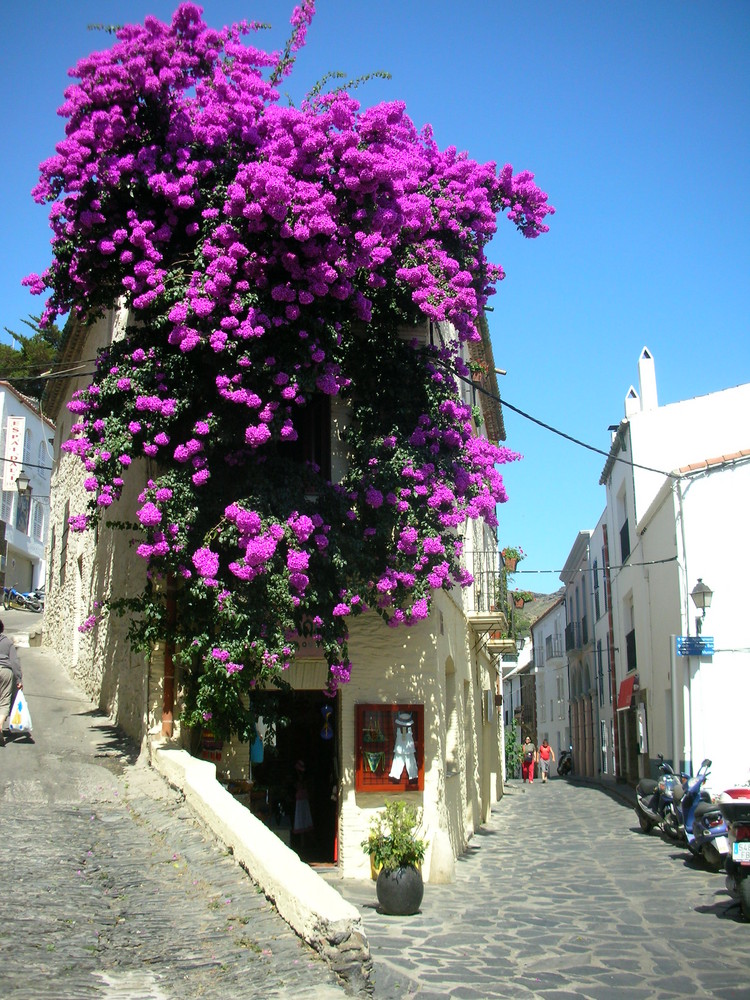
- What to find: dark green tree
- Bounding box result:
[1,315,63,399]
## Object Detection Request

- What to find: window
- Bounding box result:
[593,560,600,620]
[600,720,608,774]
[15,491,31,534]
[601,547,608,611]
[620,519,630,563]
[60,499,70,587]
[276,394,332,481]
[32,501,44,543]
[1,490,13,524]
[355,703,424,792]
[23,428,32,468]
[597,640,604,705]
[626,628,637,672]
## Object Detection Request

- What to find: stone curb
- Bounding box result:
[150,740,372,993]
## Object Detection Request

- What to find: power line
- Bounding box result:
[466,372,678,480]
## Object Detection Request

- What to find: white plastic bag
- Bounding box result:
[8,689,32,733]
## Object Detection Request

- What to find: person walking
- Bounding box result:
[521,736,536,783]
[0,620,23,746]
[538,738,555,783]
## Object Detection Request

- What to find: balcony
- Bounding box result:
[466,551,516,654]
[565,619,590,651]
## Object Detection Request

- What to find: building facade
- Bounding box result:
[530,596,568,758]
[0,382,54,595]
[599,348,750,790]
[560,531,597,777]
[43,308,509,882]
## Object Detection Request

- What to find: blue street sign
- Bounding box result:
[676,636,714,656]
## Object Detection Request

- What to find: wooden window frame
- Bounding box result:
[355,703,424,792]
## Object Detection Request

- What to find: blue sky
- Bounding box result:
[1,1,748,591]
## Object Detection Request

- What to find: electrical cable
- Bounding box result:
[463,371,679,480]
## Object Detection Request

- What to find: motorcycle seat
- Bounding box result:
[693,801,722,822]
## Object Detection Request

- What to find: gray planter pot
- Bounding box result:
[375,865,424,915]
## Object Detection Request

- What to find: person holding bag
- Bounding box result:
[0,619,23,746]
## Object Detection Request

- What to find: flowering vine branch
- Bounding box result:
[28,3,553,739]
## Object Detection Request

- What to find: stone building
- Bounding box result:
[42,307,510,881]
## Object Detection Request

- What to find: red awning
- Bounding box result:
[617,674,636,712]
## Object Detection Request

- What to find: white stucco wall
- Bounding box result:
[639,459,750,793]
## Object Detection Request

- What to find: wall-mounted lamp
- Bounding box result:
[690,578,713,635]
[15,470,30,494]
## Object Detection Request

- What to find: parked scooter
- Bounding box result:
[3,586,43,613]
[719,786,750,920]
[681,759,730,870]
[635,753,687,836]
[557,746,573,777]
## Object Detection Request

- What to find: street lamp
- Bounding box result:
[15,470,30,494]
[690,578,713,635]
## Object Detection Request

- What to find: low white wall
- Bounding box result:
[150,740,372,990]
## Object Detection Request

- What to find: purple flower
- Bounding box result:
[137,502,162,527]
[193,547,220,579]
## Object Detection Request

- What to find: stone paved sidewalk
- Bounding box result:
[0,638,349,1000]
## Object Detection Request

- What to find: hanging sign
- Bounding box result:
[676,636,714,656]
[3,416,25,492]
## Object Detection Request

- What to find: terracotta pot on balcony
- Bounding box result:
[504,556,518,572]
[514,597,524,609]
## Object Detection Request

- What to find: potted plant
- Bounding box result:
[512,589,534,608]
[362,800,428,915]
[501,546,524,572]
[468,358,489,383]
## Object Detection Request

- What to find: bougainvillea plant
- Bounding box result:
[26,3,553,740]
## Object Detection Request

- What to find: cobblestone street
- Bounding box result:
[3,617,749,999]
[0,624,347,1000]
[326,778,750,999]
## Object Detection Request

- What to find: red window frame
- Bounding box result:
[355,703,424,792]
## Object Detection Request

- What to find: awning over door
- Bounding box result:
[616,674,636,711]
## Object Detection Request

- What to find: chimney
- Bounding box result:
[624,386,640,419]
[637,347,658,412]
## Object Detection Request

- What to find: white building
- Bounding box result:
[588,510,616,779]
[0,381,53,593]
[599,347,750,790]
[530,596,568,758]
[560,531,597,777]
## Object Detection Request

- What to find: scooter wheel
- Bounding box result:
[740,879,750,921]
[702,842,724,872]
[636,808,654,833]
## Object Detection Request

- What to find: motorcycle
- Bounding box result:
[719,785,750,920]
[557,746,573,776]
[635,753,687,836]
[3,586,43,613]
[681,759,729,870]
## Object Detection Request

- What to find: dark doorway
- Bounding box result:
[253,690,338,865]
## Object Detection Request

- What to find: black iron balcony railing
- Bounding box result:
[565,619,590,651]
[470,550,508,614]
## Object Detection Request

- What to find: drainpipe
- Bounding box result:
[602,523,619,778]
[161,574,177,737]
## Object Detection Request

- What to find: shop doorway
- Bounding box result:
[253,690,338,865]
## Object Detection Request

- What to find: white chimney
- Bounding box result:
[637,347,658,412]
[624,386,640,419]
